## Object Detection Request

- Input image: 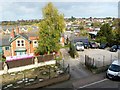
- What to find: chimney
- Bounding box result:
[10,28,15,38]
[16,27,19,34]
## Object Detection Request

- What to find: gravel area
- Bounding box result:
[77,49,119,66]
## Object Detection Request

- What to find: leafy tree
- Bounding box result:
[97,23,113,45]
[36,2,65,55]
[91,22,101,27]
[79,30,89,37]
[114,20,120,44]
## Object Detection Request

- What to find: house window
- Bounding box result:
[16,40,25,47]
[21,40,24,46]
[33,40,38,47]
[5,46,9,50]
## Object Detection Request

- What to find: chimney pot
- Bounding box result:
[16,27,19,34]
[10,28,15,38]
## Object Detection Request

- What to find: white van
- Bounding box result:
[106,60,120,80]
[75,42,84,51]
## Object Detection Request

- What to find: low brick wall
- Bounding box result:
[24,74,70,88]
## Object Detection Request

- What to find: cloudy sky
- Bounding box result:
[0,0,119,21]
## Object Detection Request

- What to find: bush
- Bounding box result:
[69,43,78,58]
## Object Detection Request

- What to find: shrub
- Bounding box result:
[69,42,78,58]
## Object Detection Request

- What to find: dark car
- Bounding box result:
[99,43,107,49]
[110,45,120,52]
[84,42,90,49]
[89,42,99,48]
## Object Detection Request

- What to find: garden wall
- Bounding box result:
[24,73,70,88]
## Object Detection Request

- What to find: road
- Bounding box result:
[73,72,120,89]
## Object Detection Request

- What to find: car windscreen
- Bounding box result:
[76,44,83,46]
[109,64,120,72]
[112,45,117,49]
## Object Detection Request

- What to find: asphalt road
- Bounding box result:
[81,79,120,88]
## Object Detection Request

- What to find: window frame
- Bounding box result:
[33,40,38,48]
[5,46,10,50]
[16,39,25,47]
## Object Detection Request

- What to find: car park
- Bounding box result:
[84,42,90,49]
[99,43,107,49]
[89,42,99,49]
[110,45,120,52]
[106,60,120,80]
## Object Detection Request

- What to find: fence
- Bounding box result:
[85,53,119,68]
[7,58,34,69]
[37,54,54,63]
[2,54,54,70]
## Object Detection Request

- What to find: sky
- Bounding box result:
[0,0,119,21]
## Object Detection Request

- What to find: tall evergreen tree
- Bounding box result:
[36,2,65,55]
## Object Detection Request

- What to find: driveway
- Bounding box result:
[43,48,93,88]
[60,48,93,79]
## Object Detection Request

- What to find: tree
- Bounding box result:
[97,23,113,45]
[36,2,65,55]
[68,16,76,22]
[114,20,120,44]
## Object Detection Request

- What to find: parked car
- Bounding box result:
[106,60,120,80]
[99,43,107,49]
[89,42,99,48]
[110,45,120,52]
[75,42,84,51]
[84,42,90,49]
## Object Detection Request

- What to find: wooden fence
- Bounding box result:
[3,54,54,69]
[6,58,34,69]
[37,54,54,63]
